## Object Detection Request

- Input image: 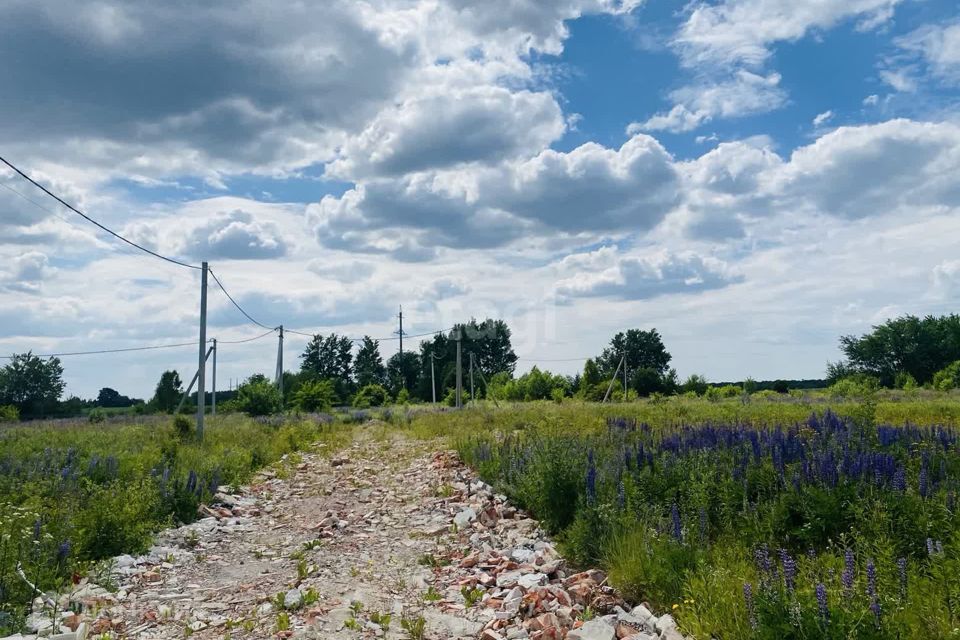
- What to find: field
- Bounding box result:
[3,393,960,638]
[0,413,350,634]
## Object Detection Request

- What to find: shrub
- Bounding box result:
[743,377,758,394]
[173,414,194,441]
[0,405,18,422]
[87,408,106,423]
[236,378,283,416]
[353,384,390,408]
[682,374,708,396]
[932,360,960,391]
[551,388,565,404]
[894,371,918,390]
[293,379,337,412]
[73,479,161,559]
[829,374,880,398]
[395,388,411,405]
[705,385,741,401]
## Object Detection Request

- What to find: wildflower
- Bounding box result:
[56,540,71,566]
[780,549,796,594]
[897,557,907,599]
[667,503,683,542]
[919,465,929,498]
[754,544,772,583]
[743,582,757,630]
[585,451,597,504]
[927,538,936,557]
[816,583,829,627]
[866,559,877,600]
[842,548,855,594]
[32,518,41,541]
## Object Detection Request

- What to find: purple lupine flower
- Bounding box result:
[32,518,41,541]
[754,544,772,584]
[56,540,71,565]
[892,466,906,492]
[897,557,907,599]
[743,582,757,630]
[816,582,829,626]
[842,548,855,593]
[870,599,881,627]
[780,549,796,594]
[671,503,683,542]
[919,465,929,498]
[866,559,877,600]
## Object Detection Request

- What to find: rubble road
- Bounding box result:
[33,427,685,640]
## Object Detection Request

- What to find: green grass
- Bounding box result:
[0,413,350,634]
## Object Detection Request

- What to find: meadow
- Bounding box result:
[0,413,349,634]
[414,393,960,639]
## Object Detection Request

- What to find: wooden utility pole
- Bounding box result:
[197,262,208,440]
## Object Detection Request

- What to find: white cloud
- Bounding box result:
[327,86,565,179]
[554,247,739,300]
[636,71,786,132]
[863,94,880,106]
[813,110,834,127]
[893,20,960,86]
[3,251,51,293]
[932,260,960,298]
[181,210,288,260]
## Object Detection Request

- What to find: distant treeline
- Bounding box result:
[710,379,827,392]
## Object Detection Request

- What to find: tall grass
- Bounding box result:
[411,395,960,639]
[0,414,349,634]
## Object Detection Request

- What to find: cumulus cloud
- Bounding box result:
[813,110,834,127]
[636,71,786,133]
[3,251,51,293]
[306,259,376,283]
[932,260,960,298]
[553,247,739,300]
[639,0,902,131]
[890,21,960,88]
[310,133,678,257]
[422,277,471,300]
[327,86,565,179]
[182,210,288,260]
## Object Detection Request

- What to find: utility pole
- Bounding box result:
[469,353,475,402]
[602,356,624,404]
[623,352,628,403]
[197,262,208,441]
[211,338,217,416]
[455,331,463,408]
[430,353,437,404]
[276,325,284,399]
[398,306,403,359]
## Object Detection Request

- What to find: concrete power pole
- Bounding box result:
[455,331,463,408]
[430,354,436,404]
[211,338,217,416]
[623,352,628,403]
[469,352,475,403]
[197,261,208,441]
[276,325,284,399]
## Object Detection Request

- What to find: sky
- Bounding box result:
[1,0,959,399]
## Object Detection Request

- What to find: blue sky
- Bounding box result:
[1,0,959,398]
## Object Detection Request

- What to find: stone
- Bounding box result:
[567,619,616,640]
[283,588,303,610]
[454,507,477,529]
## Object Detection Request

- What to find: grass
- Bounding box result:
[0,413,349,634]
[400,393,960,639]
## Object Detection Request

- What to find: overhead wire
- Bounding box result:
[207,268,277,331]
[0,155,201,270]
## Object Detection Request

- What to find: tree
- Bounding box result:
[834,314,960,387]
[96,387,138,408]
[682,374,708,396]
[597,329,672,378]
[151,370,183,413]
[292,379,337,412]
[386,351,421,396]
[300,333,354,399]
[453,319,518,378]
[236,376,282,416]
[354,337,386,388]
[0,352,66,418]
[353,384,390,408]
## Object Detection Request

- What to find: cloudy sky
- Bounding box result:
[1,0,958,398]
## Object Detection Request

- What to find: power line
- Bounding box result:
[285,327,451,342]
[208,268,276,331]
[0,155,201,270]
[516,356,592,362]
[0,340,197,359]
[217,329,278,344]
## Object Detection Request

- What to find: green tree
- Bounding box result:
[300,333,354,399]
[151,370,183,413]
[596,329,672,378]
[933,360,960,391]
[353,383,390,408]
[386,351,421,396]
[835,314,960,386]
[0,352,66,418]
[292,379,337,412]
[354,336,386,387]
[682,374,708,396]
[236,376,282,416]
[452,319,518,378]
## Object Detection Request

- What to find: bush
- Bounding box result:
[353,384,390,408]
[0,405,18,422]
[236,378,283,416]
[87,408,107,423]
[395,388,411,405]
[894,371,918,390]
[173,414,194,441]
[829,374,880,398]
[551,388,565,404]
[293,379,337,412]
[932,360,960,391]
[681,374,708,396]
[705,385,741,401]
